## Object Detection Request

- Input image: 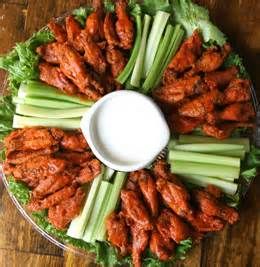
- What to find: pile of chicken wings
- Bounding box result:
[3,127,102,229]
[106,160,239,266]
[154,30,255,139]
[36,0,134,100]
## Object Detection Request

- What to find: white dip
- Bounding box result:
[81,90,170,172]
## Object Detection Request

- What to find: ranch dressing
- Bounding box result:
[81,91,170,172]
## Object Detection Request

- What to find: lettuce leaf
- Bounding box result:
[140,0,171,16]
[223,52,249,78]
[0,95,15,142]
[0,28,54,93]
[73,6,94,26]
[8,177,31,205]
[225,145,259,207]
[170,0,226,45]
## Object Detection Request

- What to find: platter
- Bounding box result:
[1,1,258,266]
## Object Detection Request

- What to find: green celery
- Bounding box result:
[143,11,170,77]
[13,96,83,109]
[83,181,113,243]
[168,150,241,167]
[96,172,127,241]
[154,25,184,88]
[173,143,244,153]
[205,150,246,159]
[19,81,94,106]
[116,15,142,84]
[179,174,238,195]
[130,14,151,87]
[170,161,240,180]
[142,24,174,93]
[13,115,81,129]
[178,135,250,152]
[67,166,105,239]
[103,167,115,181]
[16,104,89,119]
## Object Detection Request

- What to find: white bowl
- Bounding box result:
[80,90,170,172]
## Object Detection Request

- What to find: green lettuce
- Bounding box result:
[223,52,249,78]
[0,28,54,93]
[8,177,30,205]
[73,6,94,26]
[170,0,226,45]
[0,95,15,142]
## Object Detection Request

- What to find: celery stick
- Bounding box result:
[168,139,178,150]
[213,150,246,159]
[13,115,81,129]
[143,11,170,77]
[67,166,105,239]
[178,135,250,152]
[170,161,239,180]
[19,81,94,106]
[154,25,184,88]
[168,150,240,168]
[130,14,151,87]
[13,96,83,109]
[174,143,244,152]
[179,174,238,195]
[103,167,115,181]
[83,181,113,243]
[116,15,142,84]
[96,172,127,241]
[91,185,113,242]
[16,104,89,119]
[142,24,174,93]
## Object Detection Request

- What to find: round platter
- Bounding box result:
[0,1,259,266]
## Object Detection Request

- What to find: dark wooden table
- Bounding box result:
[0,1,259,266]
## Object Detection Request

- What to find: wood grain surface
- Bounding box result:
[0,0,259,266]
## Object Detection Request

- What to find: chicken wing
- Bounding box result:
[65,15,82,50]
[55,151,93,166]
[36,43,62,64]
[4,127,59,155]
[77,159,102,184]
[204,66,238,88]
[156,209,192,243]
[130,170,159,217]
[106,46,127,77]
[120,190,153,231]
[202,122,254,139]
[131,224,150,267]
[76,30,107,74]
[106,212,130,256]
[178,90,223,118]
[224,79,251,104]
[163,68,178,85]
[48,20,67,43]
[61,131,89,152]
[28,185,77,211]
[8,156,67,188]
[168,30,202,72]
[156,177,193,218]
[154,76,208,105]
[192,189,239,224]
[187,211,225,232]
[168,113,203,134]
[85,0,105,41]
[115,0,134,50]
[54,43,104,99]
[150,229,175,261]
[193,43,231,73]
[104,13,120,47]
[39,62,79,95]
[219,102,255,122]
[48,187,85,229]
[32,174,73,198]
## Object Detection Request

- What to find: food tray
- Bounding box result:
[0,7,259,263]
